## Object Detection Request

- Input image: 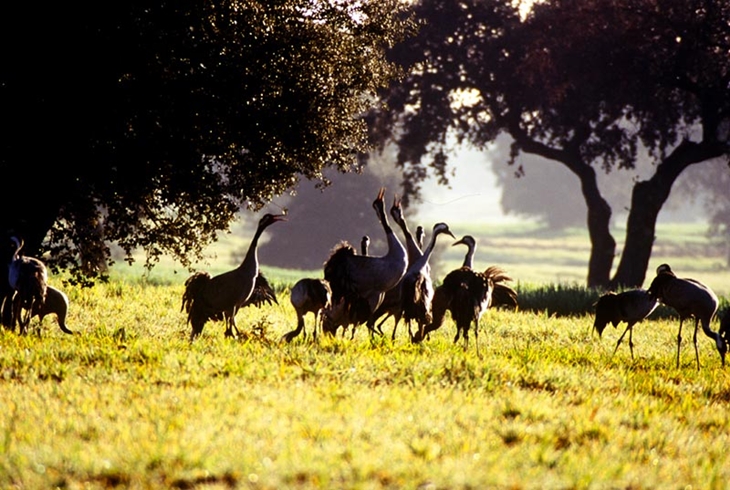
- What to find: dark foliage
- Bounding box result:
[0,1,413,285]
[368,0,730,288]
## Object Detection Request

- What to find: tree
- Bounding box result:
[0,0,412,282]
[368,0,730,288]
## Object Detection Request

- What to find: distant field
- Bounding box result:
[112,220,730,298]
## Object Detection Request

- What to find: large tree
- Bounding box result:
[0,0,411,281]
[368,0,730,288]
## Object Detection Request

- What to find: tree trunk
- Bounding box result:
[611,140,727,288]
[512,131,617,288]
[610,180,665,289]
[582,175,616,288]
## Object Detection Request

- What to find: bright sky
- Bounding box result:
[412,146,508,225]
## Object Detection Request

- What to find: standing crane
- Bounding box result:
[8,235,48,334]
[322,188,408,337]
[181,213,286,340]
[647,263,725,369]
[451,235,518,310]
[414,235,515,356]
[282,278,332,343]
[398,222,454,340]
[369,198,425,338]
[593,289,658,359]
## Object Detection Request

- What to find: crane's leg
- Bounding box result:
[224,312,237,338]
[676,318,685,368]
[281,315,305,343]
[692,318,701,371]
[313,311,320,342]
[19,301,33,336]
[231,309,242,337]
[405,318,413,342]
[368,295,385,336]
[613,322,636,359]
[628,324,635,359]
[365,317,381,337]
[190,320,205,341]
[474,323,481,358]
[384,314,399,340]
[370,313,389,338]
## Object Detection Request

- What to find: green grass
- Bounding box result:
[2,280,730,489]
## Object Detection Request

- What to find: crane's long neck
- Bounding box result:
[423,231,440,261]
[238,224,267,276]
[410,229,441,272]
[397,218,422,262]
[462,243,475,269]
[378,202,406,261]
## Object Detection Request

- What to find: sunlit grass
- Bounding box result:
[1,280,730,489]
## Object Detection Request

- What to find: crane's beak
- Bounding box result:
[452,237,466,247]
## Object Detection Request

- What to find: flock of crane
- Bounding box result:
[179,188,518,357]
[2,187,730,370]
[176,187,728,369]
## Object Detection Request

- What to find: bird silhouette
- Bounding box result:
[593,289,658,359]
[370,198,425,338]
[7,236,48,334]
[451,235,518,310]
[320,294,360,339]
[414,235,514,356]
[399,222,454,340]
[181,213,286,340]
[322,188,408,337]
[282,278,332,343]
[647,263,725,369]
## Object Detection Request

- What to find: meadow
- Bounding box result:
[1,221,729,489]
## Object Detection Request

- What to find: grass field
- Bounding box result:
[1,221,729,489]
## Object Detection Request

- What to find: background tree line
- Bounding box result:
[1,0,728,291]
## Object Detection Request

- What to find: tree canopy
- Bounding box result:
[0,0,412,283]
[369,0,730,287]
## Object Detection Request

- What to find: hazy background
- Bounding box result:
[117,136,728,296]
